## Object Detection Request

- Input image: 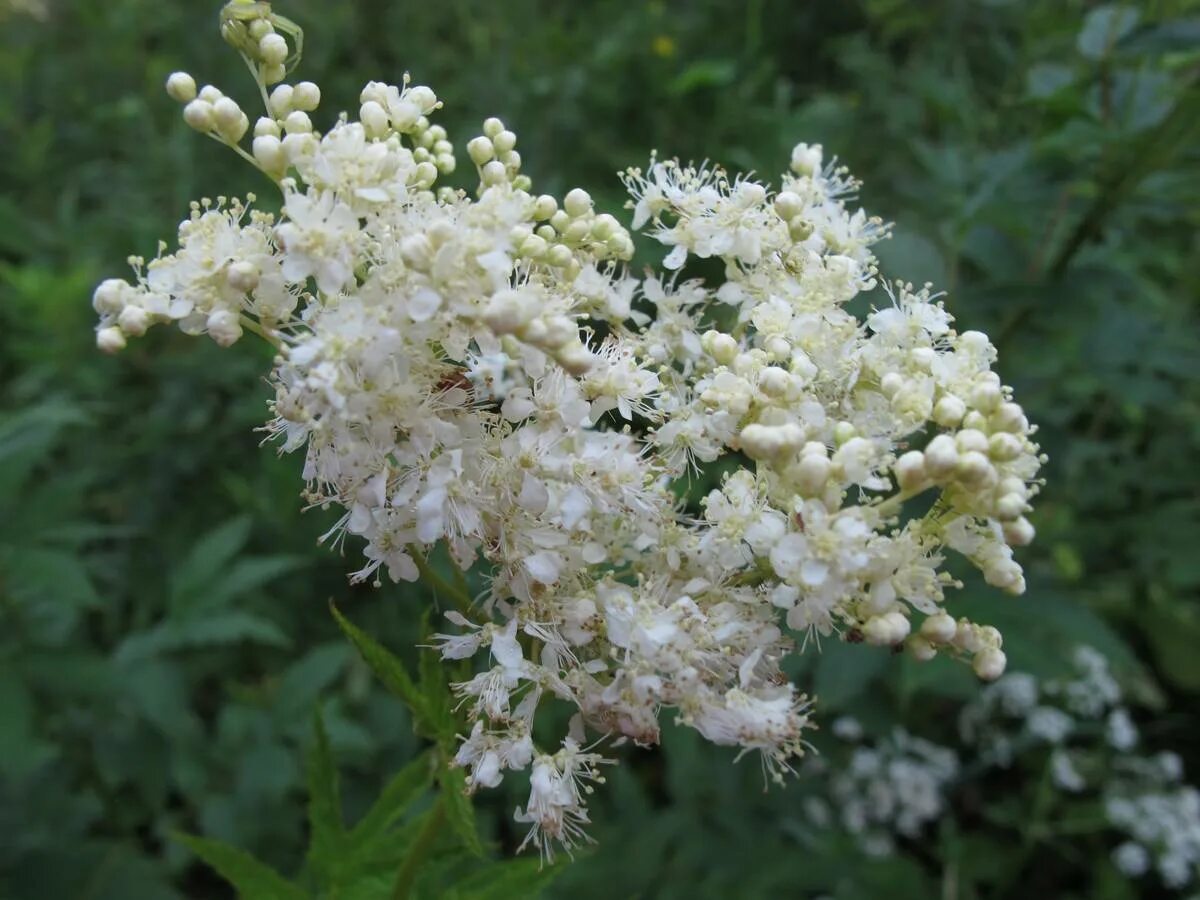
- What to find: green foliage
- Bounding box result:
[1,0,1197,897]
[177,711,555,899]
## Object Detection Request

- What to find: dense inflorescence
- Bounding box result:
[94,3,1045,859]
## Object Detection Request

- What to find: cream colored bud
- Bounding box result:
[788,217,814,242]
[482,117,504,137]
[97,325,127,353]
[360,100,389,137]
[924,434,959,477]
[92,279,127,315]
[757,367,791,397]
[920,613,958,645]
[794,453,831,495]
[907,635,937,662]
[519,234,548,259]
[564,188,593,218]
[773,190,803,221]
[480,160,507,185]
[226,261,260,293]
[467,136,494,166]
[992,402,1026,433]
[206,309,243,347]
[117,305,149,336]
[989,432,1022,462]
[483,289,536,335]
[165,71,197,103]
[971,381,1002,413]
[414,161,438,187]
[292,81,321,111]
[995,493,1025,521]
[263,64,287,86]
[269,84,294,117]
[183,100,215,132]
[956,429,989,454]
[259,33,289,66]
[254,116,281,138]
[198,84,224,103]
[1003,516,1035,547]
[283,110,312,135]
[532,195,558,221]
[880,372,904,398]
[894,450,927,490]
[933,395,966,427]
[556,342,593,375]
[492,129,517,153]
[973,647,1007,681]
[702,331,738,365]
[399,234,432,270]
[252,135,286,174]
[956,450,994,485]
[547,244,574,268]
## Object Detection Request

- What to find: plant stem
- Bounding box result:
[390,796,447,900]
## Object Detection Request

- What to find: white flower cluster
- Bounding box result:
[805,649,1200,892]
[93,4,1045,859]
[961,648,1200,889]
[804,718,959,857]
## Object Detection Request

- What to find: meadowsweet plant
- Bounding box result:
[93,0,1045,860]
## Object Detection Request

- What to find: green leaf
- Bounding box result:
[346,751,433,861]
[1077,5,1140,60]
[115,611,291,662]
[305,708,345,883]
[438,763,483,858]
[447,857,563,899]
[418,634,456,746]
[173,833,306,900]
[667,59,737,96]
[169,516,252,605]
[330,602,429,732]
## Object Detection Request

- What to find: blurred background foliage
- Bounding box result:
[1,0,1198,897]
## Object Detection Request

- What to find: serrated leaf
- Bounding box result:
[169,517,252,605]
[439,764,483,858]
[346,751,433,861]
[448,857,563,899]
[173,833,306,900]
[330,603,429,733]
[115,611,291,662]
[305,708,345,884]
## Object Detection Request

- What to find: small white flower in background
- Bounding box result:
[93,5,1051,856]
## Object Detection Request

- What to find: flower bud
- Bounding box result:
[924,434,958,476]
[259,33,289,66]
[906,635,937,662]
[292,81,321,111]
[226,260,260,293]
[482,116,504,137]
[564,188,593,218]
[269,84,294,117]
[773,190,803,221]
[894,450,926,490]
[956,450,994,485]
[973,647,1007,681]
[117,304,149,336]
[206,309,243,347]
[757,367,791,398]
[1002,516,1035,547]
[252,135,286,175]
[467,136,494,166]
[284,110,312,135]
[360,100,389,137]
[96,326,126,353]
[493,129,517,153]
[254,116,281,138]
[165,71,197,103]
[483,289,537,335]
[920,613,958,645]
[183,100,215,132]
[92,278,128,315]
[933,395,965,427]
[988,432,1022,462]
